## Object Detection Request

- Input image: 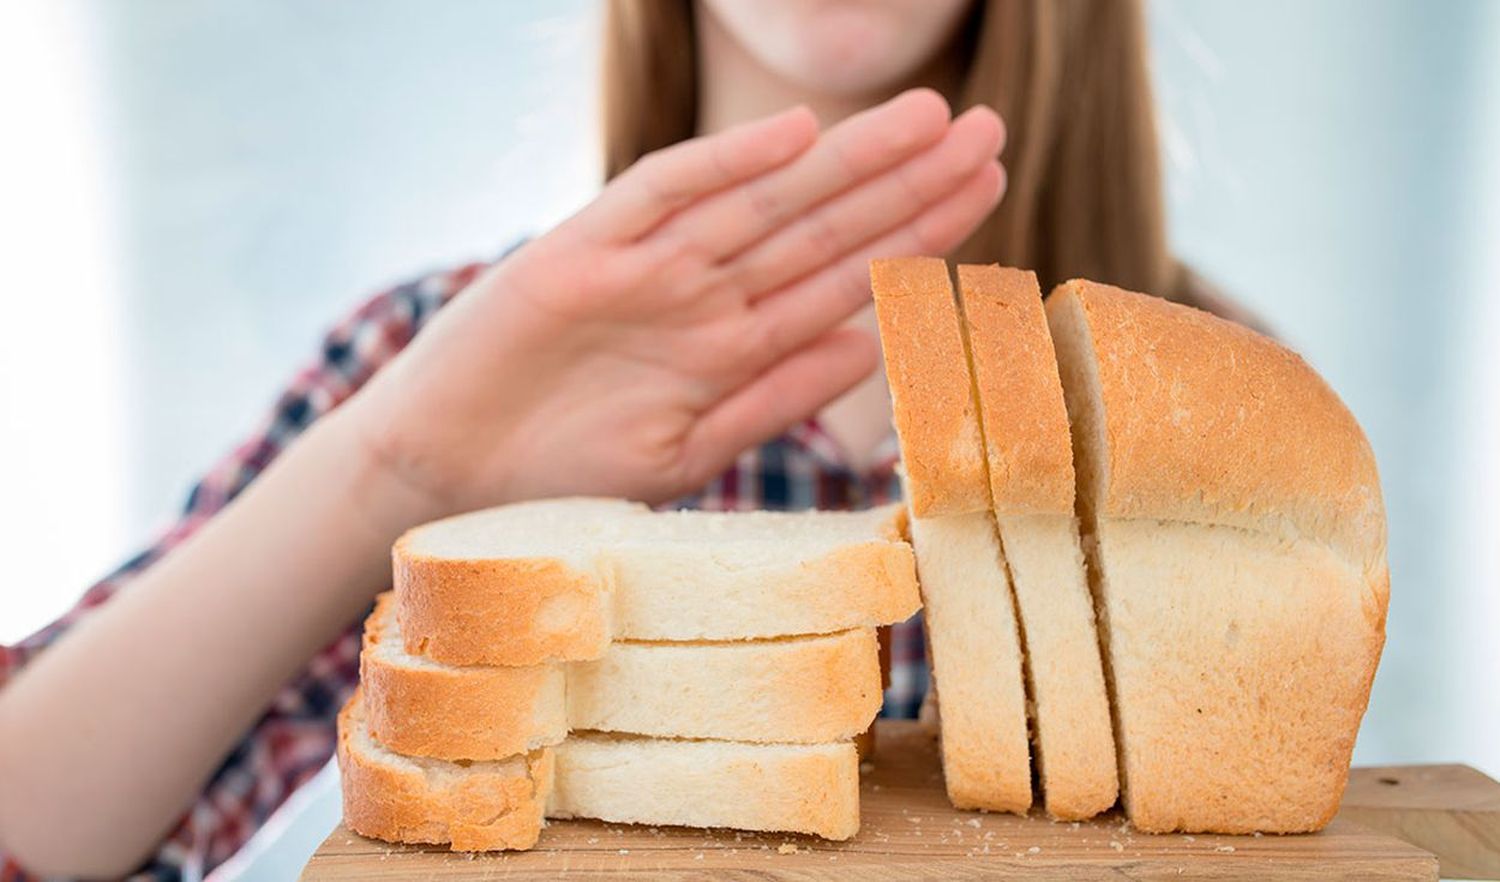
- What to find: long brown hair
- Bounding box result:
[601,0,1205,304]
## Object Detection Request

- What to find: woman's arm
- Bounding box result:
[0,89,1005,877]
[0,410,432,877]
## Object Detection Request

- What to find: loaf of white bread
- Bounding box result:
[872,257,1388,833]
[337,502,920,849]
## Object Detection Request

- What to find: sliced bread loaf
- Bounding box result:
[1046,279,1388,833]
[955,264,1117,821]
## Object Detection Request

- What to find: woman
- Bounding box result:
[0,1,1245,877]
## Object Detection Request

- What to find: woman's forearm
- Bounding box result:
[0,405,439,878]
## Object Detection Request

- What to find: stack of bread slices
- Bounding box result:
[336,500,921,850]
[872,258,1389,834]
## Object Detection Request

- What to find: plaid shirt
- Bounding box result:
[0,257,927,881]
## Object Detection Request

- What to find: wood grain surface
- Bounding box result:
[1341,762,1500,879]
[301,720,1452,880]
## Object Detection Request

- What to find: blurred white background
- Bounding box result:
[1,1,1496,878]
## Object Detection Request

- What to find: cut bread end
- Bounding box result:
[1046,280,1386,833]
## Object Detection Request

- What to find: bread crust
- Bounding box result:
[871,257,990,517]
[955,265,1075,515]
[361,594,568,760]
[1048,279,1387,575]
[394,543,611,666]
[337,693,552,851]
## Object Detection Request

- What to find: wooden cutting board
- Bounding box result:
[303,720,1487,881]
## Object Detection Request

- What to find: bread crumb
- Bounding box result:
[694,853,704,860]
[1109,841,1124,851]
[777,843,798,855]
[1215,845,1236,853]
[1027,845,1041,854]
[1253,831,1264,838]
[966,818,981,828]
[1182,835,1195,843]
[859,761,875,774]
[587,837,598,845]
[1071,821,1081,830]
[618,848,629,855]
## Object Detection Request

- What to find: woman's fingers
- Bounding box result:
[750,161,1005,364]
[655,89,952,262]
[577,105,819,243]
[727,105,1004,302]
[681,326,878,486]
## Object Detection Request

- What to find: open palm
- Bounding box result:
[350,89,1005,513]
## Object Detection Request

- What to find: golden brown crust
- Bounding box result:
[361,595,568,760]
[337,693,552,851]
[871,257,990,517]
[955,264,1075,515]
[394,539,611,666]
[1048,279,1387,573]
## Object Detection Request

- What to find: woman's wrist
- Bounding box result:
[311,399,457,546]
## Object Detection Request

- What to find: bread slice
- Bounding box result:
[902,509,1031,812]
[873,257,1031,813]
[337,692,553,851]
[395,498,638,666]
[362,592,883,758]
[361,593,568,760]
[871,257,991,517]
[955,264,1117,820]
[396,499,920,665]
[566,631,882,744]
[1046,279,1388,833]
[548,733,860,840]
[599,506,920,641]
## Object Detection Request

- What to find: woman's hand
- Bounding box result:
[347,89,1005,518]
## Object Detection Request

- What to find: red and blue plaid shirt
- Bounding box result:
[0,257,927,880]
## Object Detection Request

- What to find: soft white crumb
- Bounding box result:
[777,843,798,855]
[1027,845,1041,854]
[966,818,981,828]
[1215,845,1236,853]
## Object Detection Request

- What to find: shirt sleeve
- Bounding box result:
[0,261,488,881]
